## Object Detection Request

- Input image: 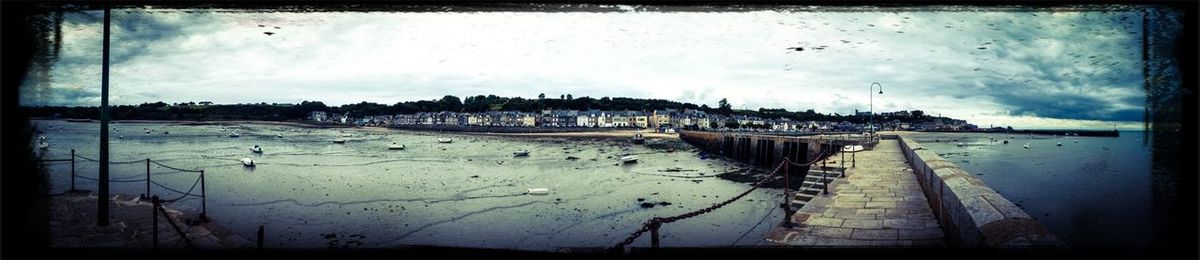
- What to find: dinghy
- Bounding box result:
[229,132,240,138]
[513,150,530,156]
[388,143,405,150]
[526,188,550,195]
[620,155,638,164]
[437,138,453,143]
[241,158,255,167]
[249,145,263,153]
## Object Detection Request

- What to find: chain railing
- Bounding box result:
[609,149,830,253]
[36,149,210,221]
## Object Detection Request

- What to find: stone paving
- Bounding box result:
[49,192,253,249]
[765,139,945,247]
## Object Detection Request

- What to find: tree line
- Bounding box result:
[22,94,948,124]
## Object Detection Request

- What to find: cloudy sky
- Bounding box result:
[20,6,1151,129]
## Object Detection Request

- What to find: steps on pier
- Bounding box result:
[788,169,841,209]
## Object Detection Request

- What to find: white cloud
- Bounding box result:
[20,8,1150,129]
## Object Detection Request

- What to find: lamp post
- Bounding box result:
[869,82,883,134]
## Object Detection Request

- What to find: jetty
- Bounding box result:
[675,131,1065,248]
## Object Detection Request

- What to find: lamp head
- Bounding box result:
[879,90,884,94]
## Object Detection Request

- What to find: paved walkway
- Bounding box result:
[49,192,253,249]
[765,139,945,247]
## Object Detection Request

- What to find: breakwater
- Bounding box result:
[388,124,638,133]
[921,129,1119,137]
[890,134,1065,247]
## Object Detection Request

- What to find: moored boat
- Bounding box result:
[333,139,347,144]
[250,145,263,153]
[526,188,550,195]
[632,133,645,144]
[388,143,405,150]
[437,138,453,143]
[241,158,255,167]
[620,155,638,164]
[229,132,240,138]
[514,150,530,156]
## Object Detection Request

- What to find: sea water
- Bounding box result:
[32,120,784,251]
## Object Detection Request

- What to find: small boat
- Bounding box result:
[276,133,283,138]
[1002,140,1009,144]
[620,155,638,164]
[388,143,405,150]
[1023,143,1030,149]
[38,141,49,149]
[437,138,453,143]
[38,135,46,141]
[250,145,263,153]
[526,188,550,195]
[119,135,124,139]
[842,145,864,152]
[163,131,169,135]
[1056,142,1062,146]
[1074,139,1078,143]
[241,158,255,167]
[632,133,645,144]
[333,139,347,144]
[513,150,530,156]
[956,142,965,147]
[229,132,240,138]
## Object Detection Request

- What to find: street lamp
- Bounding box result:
[869,82,883,134]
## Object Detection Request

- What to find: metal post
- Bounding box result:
[852,152,856,168]
[822,168,829,195]
[649,222,661,249]
[200,170,208,222]
[145,159,150,199]
[152,196,159,249]
[97,5,111,227]
[840,150,845,171]
[256,225,264,249]
[70,149,76,191]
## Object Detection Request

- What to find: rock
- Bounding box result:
[640,202,656,208]
[636,198,645,202]
[657,202,672,206]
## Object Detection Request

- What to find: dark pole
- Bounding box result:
[256,225,264,249]
[97,5,111,227]
[649,222,661,249]
[200,170,208,222]
[144,159,150,199]
[70,149,76,191]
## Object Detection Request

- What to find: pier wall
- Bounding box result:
[679,131,865,174]
[894,135,1065,247]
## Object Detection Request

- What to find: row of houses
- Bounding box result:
[307,109,975,132]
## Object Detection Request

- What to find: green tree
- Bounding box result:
[538,93,545,100]
[717,98,733,115]
[438,95,463,112]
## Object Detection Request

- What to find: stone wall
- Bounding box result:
[896,136,1065,247]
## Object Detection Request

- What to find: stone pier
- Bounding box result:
[765,139,945,247]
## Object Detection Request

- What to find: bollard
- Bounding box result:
[152,196,159,249]
[70,149,76,191]
[256,225,264,249]
[852,152,856,168]
[200,170,208,222]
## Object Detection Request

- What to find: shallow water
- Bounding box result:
[32,120,785,251]
[908,132,1152,249]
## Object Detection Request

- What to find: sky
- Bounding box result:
[19,6,1153,130]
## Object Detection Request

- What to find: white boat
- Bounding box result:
[526,188,550,195]
[632,133,645,144]
[842,145,864,152]
[437,138,453,143]
[241,158,255,167]
[276,133,283,138]
[1056,142,1062,146]
[1023,143,1030,149]
[333,139,347,144]
[38,141,49,149]
[956,142,965,147]
[620,155,638,164]
[388,143,405,150]
[513,150,530,156]
[250,145,263,153]
[229,132,240,138]
[1074,139,1078,143]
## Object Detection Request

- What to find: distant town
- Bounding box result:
[24,94,990,133]
[306,108,980,133]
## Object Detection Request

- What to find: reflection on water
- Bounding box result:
[909,132,1152,249]
[33,120,784,251]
